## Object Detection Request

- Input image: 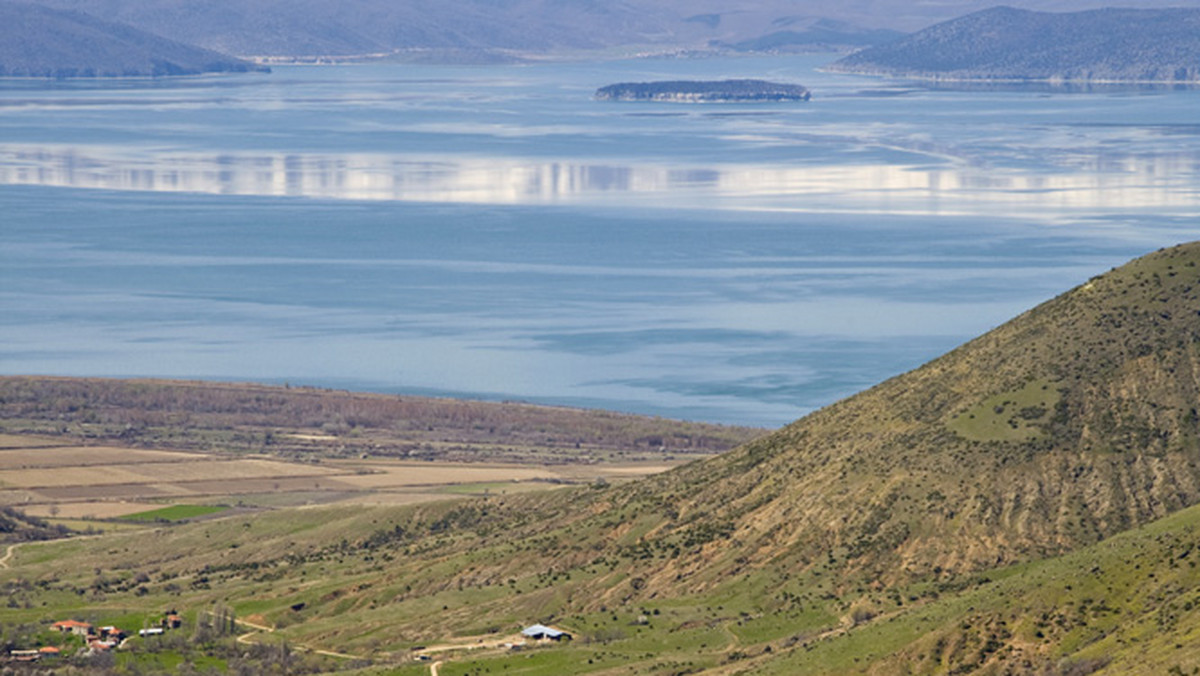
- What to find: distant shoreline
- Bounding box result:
[822,66,1200,85]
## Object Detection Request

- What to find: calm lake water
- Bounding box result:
[2,55,1199,426]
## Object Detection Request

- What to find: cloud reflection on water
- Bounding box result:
[0,144,1196,218]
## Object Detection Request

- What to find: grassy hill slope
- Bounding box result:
[0,0,265,78]
[830,6,1200,82]
[6,243,1200,673]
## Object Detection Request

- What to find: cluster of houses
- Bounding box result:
[5,613,184,663]
[52,620,128,653]
[138,613,183,637]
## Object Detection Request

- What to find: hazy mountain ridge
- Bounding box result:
[13,0,1200,63]
[718,18,904,53]
[0,0,265,78]
[830,6,1200,82]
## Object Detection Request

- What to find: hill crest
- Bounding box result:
[0,0,266,78]
[829,5,1200,82]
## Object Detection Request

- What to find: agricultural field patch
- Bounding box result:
[30,483,178,502]
[326,491,467,505]
[0,445,198,470]
[0,458,342,489]
[440,481,559,496]
[0,434,61,449]
[178,475,362,495]
[22,500,161,519]
[331,462,558,489]
[119,504,229,522]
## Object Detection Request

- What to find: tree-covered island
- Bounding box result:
[595,79,811,102]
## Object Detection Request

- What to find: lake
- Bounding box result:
[2,55,1199,426]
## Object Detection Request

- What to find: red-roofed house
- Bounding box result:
[87,639,115,652]
[51,620,93,637]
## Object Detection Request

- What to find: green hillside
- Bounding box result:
[6,243,1200,674]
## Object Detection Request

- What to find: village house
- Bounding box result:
[51,620,93,636]
[7,646,62,664]
[98,626,127,642]
[7,649,41,663]
[87,638,117,653]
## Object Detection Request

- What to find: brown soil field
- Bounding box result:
[31,483,176,501]
[0,489,41,506]
[21,501,162,519]
[0,430,696,518]
[332,463,558,489]
[0,434,61,449]
[0,446,199,470]
[178,476,362,495]
[28,476,366,503]
[0,458,343,489]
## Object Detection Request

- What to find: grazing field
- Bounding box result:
[119,504,229,522]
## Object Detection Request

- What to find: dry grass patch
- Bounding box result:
[0,445,199,469]
[0,458,342,489]
[133,458,340,482]
[0,489,42,506]
[33,483,177,501]
[0,434,61,449]
[180,476,361,494]
[324,491,458,506]
[22,501,162,518]
[333,462,557,489]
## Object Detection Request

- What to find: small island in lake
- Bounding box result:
[595,79,811,102]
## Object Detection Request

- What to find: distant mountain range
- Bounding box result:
[8,2,1200,78]
[0,0,265,78]
[830,6,1200,82]
[9,0,1200,69]
[19,0,1199,62]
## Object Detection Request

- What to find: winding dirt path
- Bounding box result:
[233,618,365,661]
[0,542,19,569]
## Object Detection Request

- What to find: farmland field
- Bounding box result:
[0,445,206,470]
[119,504,229,522]
[0,432,701,522]
[0,379,755,544]
[20,501,161,519]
